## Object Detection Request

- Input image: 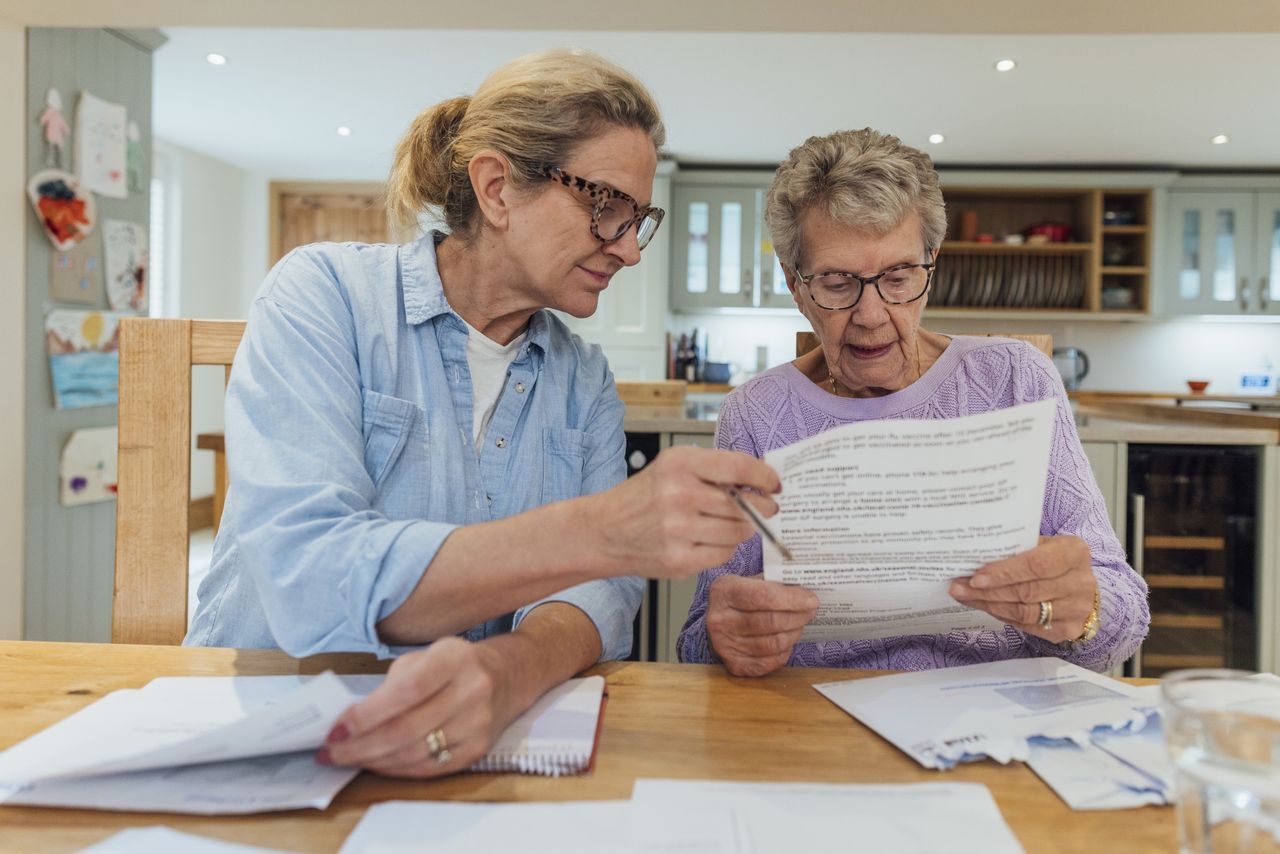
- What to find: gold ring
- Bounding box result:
[426,728,449,763]
[1037,600,1054,629]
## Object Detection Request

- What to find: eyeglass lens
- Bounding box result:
[596,197,659,249]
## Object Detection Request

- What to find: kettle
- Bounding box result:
[1052,347,1090,391]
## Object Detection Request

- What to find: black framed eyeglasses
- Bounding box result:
[794,262,936,311]
[541,165,665,250]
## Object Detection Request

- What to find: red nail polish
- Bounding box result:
[327,723,350,744]
[316,748,332,765]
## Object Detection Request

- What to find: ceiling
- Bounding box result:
[153,27,1280,180]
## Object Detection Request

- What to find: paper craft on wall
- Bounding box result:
[102,219,148,312]
[28,170,97,251]
[59,426,118,506]
[45,309,122,409]
[50,230,104,305]
[38,88,71,169]
[75,91,128,199]
[126,121,144,193]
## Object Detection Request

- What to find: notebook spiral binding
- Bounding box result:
[470,746,589,777]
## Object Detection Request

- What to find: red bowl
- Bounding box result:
[1186,380,1210,394]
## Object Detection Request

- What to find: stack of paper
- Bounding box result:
[0,672,607,815]
[0,672,367,814]
[815,657,1154,769]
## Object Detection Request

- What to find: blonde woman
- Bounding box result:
[186,50,780,777]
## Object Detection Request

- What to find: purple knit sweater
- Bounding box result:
[677,336,1149,673]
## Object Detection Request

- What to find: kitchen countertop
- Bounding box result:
[624,399,1280,445]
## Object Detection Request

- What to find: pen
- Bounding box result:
[726,487,794,561]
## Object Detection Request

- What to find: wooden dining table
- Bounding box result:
[0,641,1174,853]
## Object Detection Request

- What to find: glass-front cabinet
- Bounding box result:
[1164,190,1280,316]
[669,175,793,311]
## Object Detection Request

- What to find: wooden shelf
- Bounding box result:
[1146,574,1225,590]
[1100,266,1149,276]
[1102,225,1149,234]
[926,309,1148,322]
[1144,535,1226,550]
[941,241,1093,254]
[1150,614,1225,630]
[1143,653,1226,668]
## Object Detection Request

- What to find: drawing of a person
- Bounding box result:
[38,89,70,168]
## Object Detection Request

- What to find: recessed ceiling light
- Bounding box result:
[336,126,352,137]
[1211,134,1230,145]
[994,59,1016,72]
[206,53,227,66]
[928,133,946,144]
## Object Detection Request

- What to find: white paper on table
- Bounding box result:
[77,826,301,853]
[337,801,634,854]
[0,672,362,814]
[761,399,1054,643]
[1027,717,1171,810]
[629,778,1024,854]
[815,657,1152,769]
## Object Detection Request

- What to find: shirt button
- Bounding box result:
[495,437,506,448]
[515,382,526,394]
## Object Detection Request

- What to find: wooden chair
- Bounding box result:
[796,331,1052,358]
[113,318,246,645]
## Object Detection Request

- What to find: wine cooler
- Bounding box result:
[1126,444,1260,677]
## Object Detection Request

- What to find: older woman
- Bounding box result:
[187,50,779,777]
[677,128,1149,677]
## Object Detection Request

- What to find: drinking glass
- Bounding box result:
[1162,669,1280,853]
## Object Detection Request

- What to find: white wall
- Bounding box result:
[673,308,1280,394]
[0,20,26,639]
[154,139,253,497]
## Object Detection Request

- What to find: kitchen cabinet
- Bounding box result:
[1163,190,1280,316]
[653,431,715,663]
[669,174,793,312]
[1081,440,1127,542]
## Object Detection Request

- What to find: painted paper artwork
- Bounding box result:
[75,91,128,199]
[102,219,148,311]
[50,231,104,305]
[46,309,122,410]
[60,426,118,507]
[27,169,97,251]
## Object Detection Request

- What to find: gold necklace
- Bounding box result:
[827,337,925,397]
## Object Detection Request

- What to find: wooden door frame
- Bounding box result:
[267,180,387,268]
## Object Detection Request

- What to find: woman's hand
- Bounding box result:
[949,535,1098,644]
[592,445,782,580]
[706,574,820,677]
[318,637,519,778]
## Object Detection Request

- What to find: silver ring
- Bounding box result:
[1037,600,1054,629]
[426,728,449,764]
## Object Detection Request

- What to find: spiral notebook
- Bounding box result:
[470,675,606,777]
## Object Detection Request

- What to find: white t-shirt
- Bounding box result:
[462,318,528,449]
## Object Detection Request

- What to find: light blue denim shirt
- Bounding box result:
[185,234,643,660]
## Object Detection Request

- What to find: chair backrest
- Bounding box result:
[113,318,246,645]
[796,331,1053,358]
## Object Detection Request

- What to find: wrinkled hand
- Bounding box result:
[949,535,1098,643]
[318,637,517,778]
[707,574,820,677]
[595,445,781,580]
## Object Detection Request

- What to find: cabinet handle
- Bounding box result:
[1240,277,1250,310]
[1130,492,1145,677]
[1262,277,1270,310]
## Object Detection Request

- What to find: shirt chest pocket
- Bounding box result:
[540,427,589,504]
[361,390,429,496]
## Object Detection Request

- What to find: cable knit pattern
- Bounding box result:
[677,336,1149,673]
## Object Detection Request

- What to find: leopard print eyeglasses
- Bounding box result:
[541,165,665,250]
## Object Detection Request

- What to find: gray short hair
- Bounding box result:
[764,128,946,268]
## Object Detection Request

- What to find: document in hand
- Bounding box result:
[814,657,1154,769]
[0,672,364,814]
[761,399,1055,642]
